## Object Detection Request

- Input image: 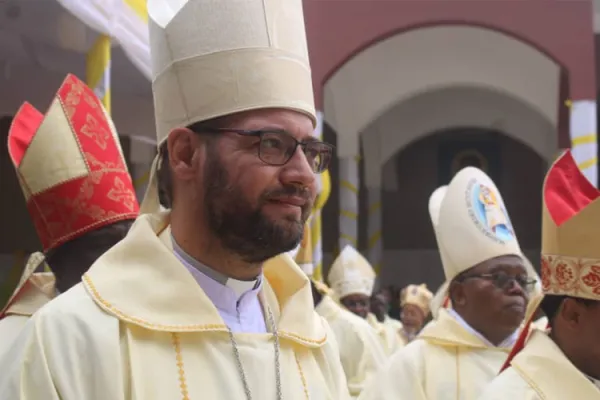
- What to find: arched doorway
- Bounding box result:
[378,128,545,290]
[320,25,560,283]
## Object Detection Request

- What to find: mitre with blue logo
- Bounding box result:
[429,167,527,315]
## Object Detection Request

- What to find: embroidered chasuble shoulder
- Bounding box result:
[358,309,512,400]
[478,330,600,400]
[0,213,351,400]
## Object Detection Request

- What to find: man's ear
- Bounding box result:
[559,298,584,330]
[449,281,466,307]
[167,128,200,180]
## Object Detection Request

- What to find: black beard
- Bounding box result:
[203,153,310,263]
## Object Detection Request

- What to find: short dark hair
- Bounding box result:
[157,143,172,209]
[156,114,240,209]
[541,295,597,328]
[46,219,134,264]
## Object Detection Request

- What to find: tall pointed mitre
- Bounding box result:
[541,150,600,300]
[8,74,139,252]
[142,0,316,213]
[430,167,529,315]
[327,245,376,299]
[428,186,451,317]
[500,150,600,372]
[401,284,433,316]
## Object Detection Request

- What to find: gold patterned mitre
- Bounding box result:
[437,167,522,280]
[541,150,600,301]
[148,0,316,144]
[8,74,139,251]
[400,284,433,316]
[327,245,375,298]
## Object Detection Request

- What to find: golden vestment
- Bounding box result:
[478,329,600,399]
[0,213,350,400]
[359,309,512,400]
[367,313,404,356]
[316,295,386,398]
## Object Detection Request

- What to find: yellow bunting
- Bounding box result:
[572,134,597,146]
[340,210,358,220]
[578,157,598,171]
[124,0,148,22]
[340,180,358,194]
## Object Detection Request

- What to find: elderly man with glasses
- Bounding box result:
[359,167,537,400]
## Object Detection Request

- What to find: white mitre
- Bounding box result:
[327,245,375,299]
[429,167,526,316]
[428,185,450,318]
[141,0,316,213]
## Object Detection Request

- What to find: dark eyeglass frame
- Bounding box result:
[458,272,537,291]
[188,125,334,174]
[341,298,370,308]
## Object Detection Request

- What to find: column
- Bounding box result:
[367,188,383,274]
[569,99,597,186]
[339,155,359,251]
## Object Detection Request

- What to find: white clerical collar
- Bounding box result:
[448,308,518,348]
[171,235,259,297]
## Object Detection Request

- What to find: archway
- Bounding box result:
[376,129,545,290]
[325,24,561,273]
[324,24,561,157]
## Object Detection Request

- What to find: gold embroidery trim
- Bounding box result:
[83,274,327,345]
[455,347,460,400]
[294,351,309,399]
[171,333,190,400]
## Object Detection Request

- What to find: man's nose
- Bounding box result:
[280,147,316,189]
[505,279,526,297]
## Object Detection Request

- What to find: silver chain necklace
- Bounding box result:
[227,305,282,400]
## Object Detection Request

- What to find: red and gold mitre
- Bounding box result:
[500,150,600,372]
[541,150,600,300]
[8,74,139,252]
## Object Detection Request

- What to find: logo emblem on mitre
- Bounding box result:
[541,150,600,301]
[147,0,316,145]
[436,167,522,281]
[466,179,514,244]
[8,74,139,252]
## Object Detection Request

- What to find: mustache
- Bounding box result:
[263,185,311,202]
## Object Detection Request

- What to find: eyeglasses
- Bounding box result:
[190,126,333,174]
[459,272,537,291]
[342,298,370,308]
